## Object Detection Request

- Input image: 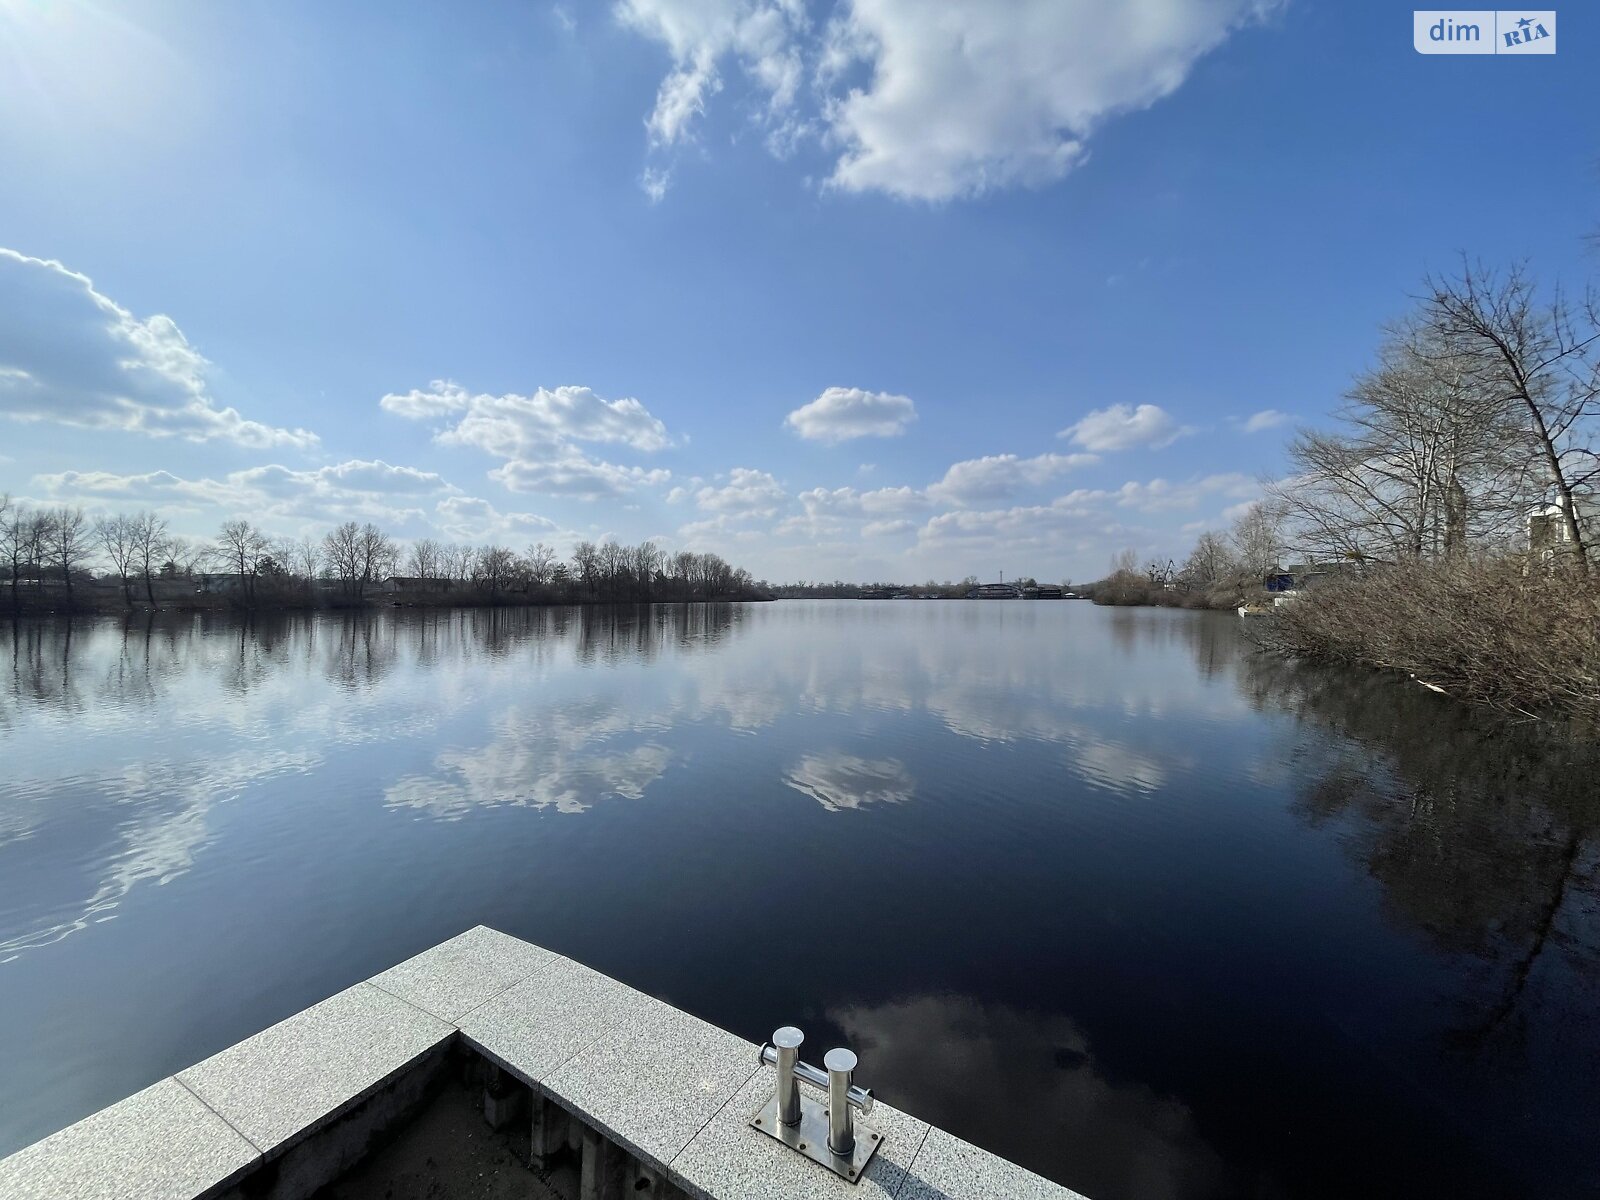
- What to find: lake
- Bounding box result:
[0,601,1596,1199]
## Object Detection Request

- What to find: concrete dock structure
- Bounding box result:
[0,927,1086,1200]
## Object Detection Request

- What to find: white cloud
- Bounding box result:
[1061,403,1189,452]
[33,460,460,528]
[693,467,787,514]
[640,166,673,202]
[862,518,915,538]
[918,491,1106,545]
[799,484,929,517]
[33,468,236,509]
[615,0,807,151]
[926,452,1095,506]
[617,1,1276,202]
[382,380,674,500]
[784,386,916,443]
[0,248,318,450]
[822,1,1273,201]
[1112,472,1255,512]
[383,381,671,452]
[678,512,776,545]
[1221,499,1260,523]
[774,512,850,540]
[1241,408,1289,433]
[434,495,558,542]
[490,457,671,500]
[238,460,454,499]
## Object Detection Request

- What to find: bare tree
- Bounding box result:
[1271,315,1538,565]
[597,540,627,599]
[322,522,361,598]
[216,519,268,604]
[525,541,556,585]
[322,521,393,601]
[295,535,322,582]
[95,513,140,606]
[672,550,695,598]
[407,538,441,581]
[50,507,90,607]
[0,496,21,610]
[572,541,598,597]
[1423,261,1600,570]
[442,542,475,586]
[129,512,170,607]
[163,536,204,578]
[1182,531,1235,587]
[363,524,398,584]
[631,541,660,598]
[1230,501,1287,576]
[474,545,518,601]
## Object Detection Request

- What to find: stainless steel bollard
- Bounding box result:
[752,1027,883,1182]
[773,1026,804,1127]
[825,1047,858,1156]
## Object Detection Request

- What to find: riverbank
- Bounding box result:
[1255,557,1600,726]
[1084,580,1257,611]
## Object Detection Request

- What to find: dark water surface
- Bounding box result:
[1,602,1596,1198]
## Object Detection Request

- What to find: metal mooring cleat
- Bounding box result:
[749,1026,884,1183]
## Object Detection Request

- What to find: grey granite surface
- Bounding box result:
[370,924,557,1022]
[459,953,650,1084]
[177,981,452,1154]
[542,998,761,1170]
[0,1077,258,1200]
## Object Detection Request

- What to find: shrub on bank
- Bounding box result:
[1088,573,1258,611]
[1256,557,1600,725]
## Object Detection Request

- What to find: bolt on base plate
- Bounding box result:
[749,1093,884,1184]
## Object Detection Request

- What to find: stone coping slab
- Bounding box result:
[542,998,761,1170]
[0,1077,258,1200]
[177,981,453,1155]
[0,926,1086,1200]
[371,925,558,1023]
[459,954,651,1084]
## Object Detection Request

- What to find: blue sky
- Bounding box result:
[0,0,1594,583]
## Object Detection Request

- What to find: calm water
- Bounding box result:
[1,602,1596,1198]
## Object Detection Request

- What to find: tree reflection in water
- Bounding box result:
[1231,648,1600,1049]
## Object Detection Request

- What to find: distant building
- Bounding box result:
[196,573,249,594]
[1528,499,1599,561]
[1274,562,1362,591]
[967,582,1021,599]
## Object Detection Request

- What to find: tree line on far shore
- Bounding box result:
[0,503,768,612]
